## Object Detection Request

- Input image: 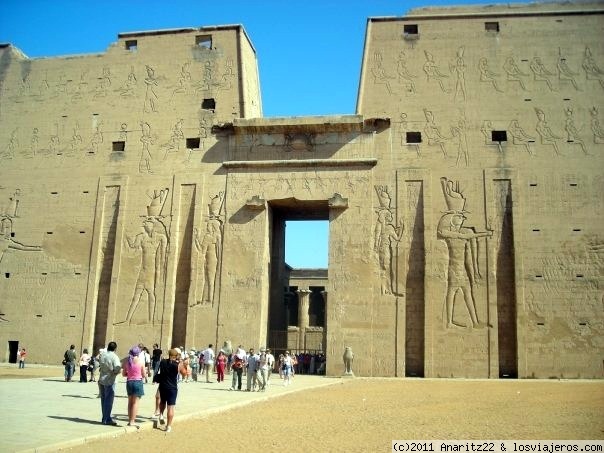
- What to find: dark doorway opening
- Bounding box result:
[8,340,19,363]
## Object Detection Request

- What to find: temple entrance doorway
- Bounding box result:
[267,199,328,374]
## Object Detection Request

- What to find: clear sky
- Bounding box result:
[1,0,529,268]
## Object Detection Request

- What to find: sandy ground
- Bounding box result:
[3,366,603,452]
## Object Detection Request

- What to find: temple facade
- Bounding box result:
[0,1,603,378]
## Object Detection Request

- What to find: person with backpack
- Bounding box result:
[63,344,77,382]
[230,346,246,391]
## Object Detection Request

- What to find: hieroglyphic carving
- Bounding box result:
[93,66,111,98]
[535,108,562,155]
[0,191,42,265]
[590,107,604,144]
[119,66,137,97]
[118,123,128,141]
[503,56,528,91]
[171,61,192,98]
[399,113,420,156]
[191,192,224,306]
[30,128,39,156]
[423,50,449,93]
[374,186,403,295]
[423,109,448,157]
[70,123,83,152]
[370,52,394,94]
[582,47,604,89]
[437,177,492,330]
[509,120,536,155]
[564,107,588,154]
[478,57,504,93]
[2,128,18,159]
[396,50,416,93]
[88,121,103,154]
[530,57,557,91]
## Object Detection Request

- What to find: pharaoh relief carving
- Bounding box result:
[93,66,112,98]
[503,56,528,91]
[450,46,467,101]
[423,50,449,93]
[115,190,169,325]
[396,50,417,93]
[535,108,562,155]
[191,192,224,307]
[557,50,581,91]
[371,52,394,94]
[423,109,448,157]
[508,120,536,155]
[564,107,588,155]
[162,118,185,159]
[119,66,137,97]
[0,190,43,265]
[450,117,469,167]
[529,56,557,92]
[2,128,18,159]
[478,57,504,93]
[143,65,160,113]
[374,186,403,296]
[582,47,604,89]
[437,178,492,330]
[590,107,604,144]
[139,121,155,173]
[171,61,192,99]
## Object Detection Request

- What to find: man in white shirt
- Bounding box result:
[265,348,275,386]
[257,347,269,391]
[202,344,215,383]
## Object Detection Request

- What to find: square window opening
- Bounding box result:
[202,98,216,111]
[491,130,507,142]
[186,137,201,149]
[112,141,125,152]
[125,40,138,51]
[485,22,500,32]
[406,131,422,144]
[403,24,419,35]
[196,35,212,49]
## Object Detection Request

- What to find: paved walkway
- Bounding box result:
[0,365,339,452]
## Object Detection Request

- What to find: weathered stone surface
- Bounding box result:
[0,3,602,378]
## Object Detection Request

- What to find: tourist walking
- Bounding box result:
[202,344,215,383]
[282,351,293,386]
[63,344,77,382]
[151,343,162,378]
[78,348,91,382]
[98,341,121,426]
[157,348,180,432]
[215,350,227,382]
[257,347,268,391]
[230,346,245,390]
[246,348,259,391]
[266,348,275,385]
[122,345,145,427]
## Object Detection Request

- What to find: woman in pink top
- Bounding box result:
[122,346,145,427]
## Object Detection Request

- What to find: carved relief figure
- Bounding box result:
[89,122,103,154]
[503,56,528,90]
[139,121,154,173]
[119,66,137,97]
[509,120,536,155]
[450,46,467,101]
[0,216,42,264]
[396,50,417,93]
[438,178,492,329]
[196,60,214,92]
[557,51,580,91]
[3,128,18,159]
[162,118,185,159]
[564,107,587,154]
[423,109,448,157]
[118,123,128,141]
[93,66,111,98]
[450,118,469,166]
[399,113,420,156]
[529,57,557,91]
[172,61,191,97]
[374,186,403,295]
[370,53,394,94]
[590,107,604,144]
[423,50,449,93]
[192,192,225,306]
[535,108,562,155]
[30,128,39,156]
[143,65,159,113]
[582,47,604,89]
[478,57,504,92]
[115,218,167,325]
[70,123,82,152]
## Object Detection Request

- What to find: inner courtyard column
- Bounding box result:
[297,289,312,350]
[321,290,327,352]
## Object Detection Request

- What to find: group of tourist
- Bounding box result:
[61,341,327,433]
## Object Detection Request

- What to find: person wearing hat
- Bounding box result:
[122,345,145,427]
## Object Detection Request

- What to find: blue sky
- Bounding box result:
[1,0,528,268]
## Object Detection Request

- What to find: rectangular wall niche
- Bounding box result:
[485,22,500,32]
[491,130,507,142]
[201,98,216,111]
[186,138,200,149]
[196,35,212,49]
[406,132,422,143]
[112,141,125,152]
[125,40,137,51]
[403,24,419,37]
